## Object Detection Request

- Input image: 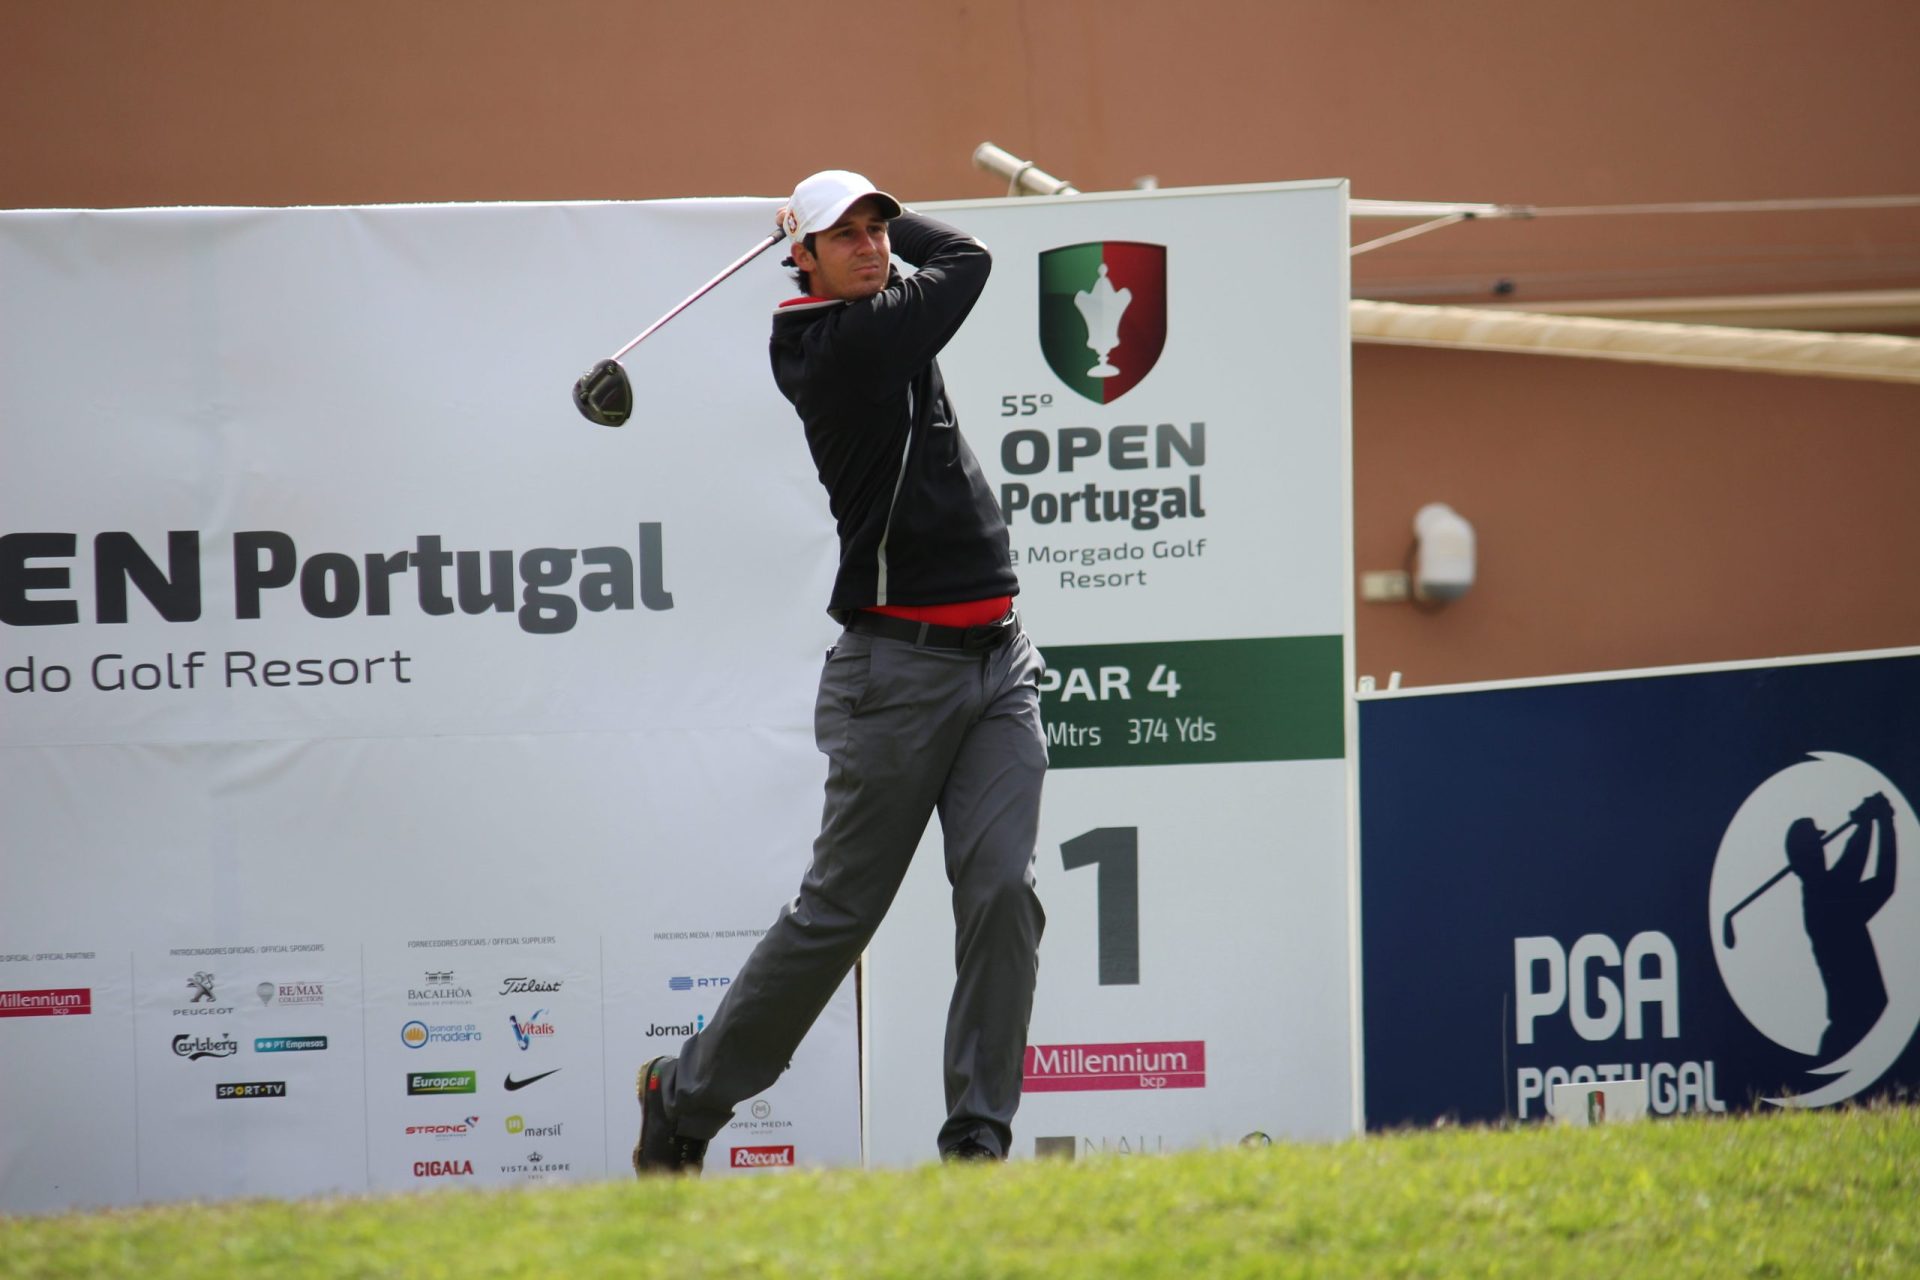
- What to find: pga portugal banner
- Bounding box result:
[1358,649,1920,1129]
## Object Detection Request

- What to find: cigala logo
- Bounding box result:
[1710,752,1917,1106]
[1038,242,1167,404]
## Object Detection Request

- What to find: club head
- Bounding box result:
[573,358,633,427]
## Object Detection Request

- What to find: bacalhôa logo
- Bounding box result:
[1023,1039,1206,1092]
[407,971,473,1004]
[0,988,90,1018]
[1039,242,1167,404]
[1710,752,1917,1107]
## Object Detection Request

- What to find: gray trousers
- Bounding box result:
[661,621,1048,1157]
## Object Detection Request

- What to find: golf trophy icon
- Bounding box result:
[1073,263,1132,378]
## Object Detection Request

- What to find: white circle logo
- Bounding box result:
[1709,752,1917,1106]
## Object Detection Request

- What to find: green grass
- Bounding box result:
[5,1106,1917,1279]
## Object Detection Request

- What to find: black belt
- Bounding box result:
[845,608,1019,652]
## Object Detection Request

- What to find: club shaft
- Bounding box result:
[610,231,785,363]
[1725,815,1864,921]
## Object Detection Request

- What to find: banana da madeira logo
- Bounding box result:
[1710,752,1916,1106]
[1039,242,1167,403]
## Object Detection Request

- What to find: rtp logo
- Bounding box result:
[1710,752,1917,1106]
[1039,242,1166,404]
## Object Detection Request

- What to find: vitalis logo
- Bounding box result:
[1039,242,1167,404]
[509,1009,555,1049]
[1710,752,1917,1107]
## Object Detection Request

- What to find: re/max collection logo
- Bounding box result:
[0,526,675,636]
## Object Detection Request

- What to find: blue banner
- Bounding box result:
[1359,652,1920,1128]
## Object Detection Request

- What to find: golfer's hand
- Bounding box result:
[1859,792,1895,822]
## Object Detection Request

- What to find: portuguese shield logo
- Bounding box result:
[1039,241,1167,404]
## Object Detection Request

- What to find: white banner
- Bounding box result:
[866,182,1356,1162]
[0,198,861,1210]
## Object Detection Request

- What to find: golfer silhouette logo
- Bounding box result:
[1710,753,1919,1106]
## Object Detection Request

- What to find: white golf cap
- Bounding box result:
[779,170,903,242]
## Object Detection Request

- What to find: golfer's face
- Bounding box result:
[806,197,891,300]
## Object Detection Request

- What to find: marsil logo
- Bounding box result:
[1710,752,1918,1106]
[1038,242,1168,404]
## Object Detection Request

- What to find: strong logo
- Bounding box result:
[1710,752,1917,1106]
[1039,242,1167,404]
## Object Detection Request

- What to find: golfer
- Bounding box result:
[634,171,1048,1173]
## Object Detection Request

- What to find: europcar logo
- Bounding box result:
[1038,242,1167,404]
[408,1071,477,1096]
[1710,752,1919,1107]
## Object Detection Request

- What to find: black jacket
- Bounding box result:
[770,212,1019,619]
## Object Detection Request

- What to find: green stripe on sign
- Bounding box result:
[1036,636,1344,768]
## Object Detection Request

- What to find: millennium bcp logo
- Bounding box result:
[0,988,91,1018]
[1023,1039,1206,1092]
[1038,242,1167,404]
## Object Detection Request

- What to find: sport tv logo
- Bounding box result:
[0,988,90,1018]
[216,1081,286,1100]
[1023,1040,1207,1092]
[730,1145,795,1169]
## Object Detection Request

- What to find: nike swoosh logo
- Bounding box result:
[504,1069,560,1091]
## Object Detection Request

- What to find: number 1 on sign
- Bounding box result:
[1061,827,1140,986]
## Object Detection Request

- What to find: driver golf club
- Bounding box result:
[1720,814,1862,948]
[573,227,786,427]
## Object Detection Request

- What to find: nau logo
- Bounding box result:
[730,1145,795,1169]
[1039,242,1167,404]
[1710,752,1917,1107]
